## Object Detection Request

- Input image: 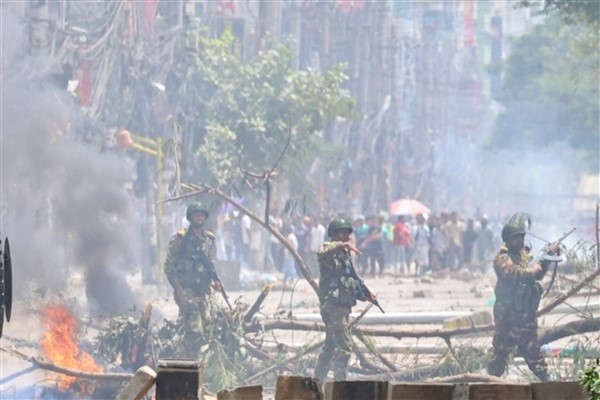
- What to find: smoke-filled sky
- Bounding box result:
[1,10,138,316]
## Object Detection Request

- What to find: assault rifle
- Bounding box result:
[345,258,385,313]
[195,249,233,310]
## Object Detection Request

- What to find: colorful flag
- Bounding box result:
[143,0,158,24]
[337,0,365,13]
[464,0,474,47]
[77,61,92,107]
[217,0,236,16]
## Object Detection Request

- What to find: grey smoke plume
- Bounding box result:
[1,9,138,315]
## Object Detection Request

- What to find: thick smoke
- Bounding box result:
[1,9,138,315]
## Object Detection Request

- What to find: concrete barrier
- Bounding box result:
[155,359,203,400]
[467,383,531,400]
[217,385,263,400]
[531,381,588,400]
[275,376,322,400]
[387,382,454,400]
[324,380,388,400]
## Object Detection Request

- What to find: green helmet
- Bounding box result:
[501,212,530,242]
[186,201,210,221]
[327,218,353,237]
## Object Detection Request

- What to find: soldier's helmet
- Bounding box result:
[186,201,210,221]
[501,212,530,242]
[327,218,354,237]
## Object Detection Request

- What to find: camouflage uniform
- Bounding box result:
[314,241,365,382]
[488,243,548,381]
[164,227,217,357]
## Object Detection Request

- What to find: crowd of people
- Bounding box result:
[216,209,501,279]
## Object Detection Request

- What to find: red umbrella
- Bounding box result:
[389,198,430,216]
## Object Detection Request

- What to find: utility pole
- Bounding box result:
[116,130,166,290]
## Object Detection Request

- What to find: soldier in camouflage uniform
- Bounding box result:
[164,201,222,357]
[487,212,558,381]
[314,218,377,382]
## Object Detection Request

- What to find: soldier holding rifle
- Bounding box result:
[314,218,381,383]
[488,212,566,382]
[165,201,227,357]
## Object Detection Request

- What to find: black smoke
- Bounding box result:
[1,8,138,315]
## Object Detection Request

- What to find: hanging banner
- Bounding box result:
[77,61,92,107]
[337,0,365,13]
[464,0,475,47]
[217,0,236,16]
[142,0,158,24]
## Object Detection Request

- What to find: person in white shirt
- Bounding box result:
[281,225,299,282]
[239,214,251,269]
[309,217,327,253]
[411,213,430,275]
[307,216,327,277]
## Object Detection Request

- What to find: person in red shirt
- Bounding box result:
[393,215,412,275]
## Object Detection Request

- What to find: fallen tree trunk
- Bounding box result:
[0,346,134,381]
[248,318,494,339]
[357,364,442,382]
[251,316,599,346]
[359,365,515,383]
[539,317,600,345]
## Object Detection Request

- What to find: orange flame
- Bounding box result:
[41,304,102,393]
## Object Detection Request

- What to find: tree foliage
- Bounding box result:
[183,29,354,192]
[580,359,600,400]
[517,0,600,25]
[489,16,599,171]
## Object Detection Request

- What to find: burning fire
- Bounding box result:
[41,304,102,392]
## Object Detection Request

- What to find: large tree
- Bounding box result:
[176,30,354,201]
[518,0,600,24]
[489,15,599,171]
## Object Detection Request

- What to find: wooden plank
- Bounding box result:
[117,366,156,400]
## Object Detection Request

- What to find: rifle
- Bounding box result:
[195,248,233,311]
[343,250,385,313]
[529,227,576,298]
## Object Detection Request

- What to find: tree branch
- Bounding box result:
[538,317,600,345]
[250,316,600,347]
[537,267,600,316]
[0,346,133,382]
[168,182,320,295]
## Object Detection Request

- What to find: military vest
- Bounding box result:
[318,242,362,307]
[174,229,215,295]
[494,246,542,317]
